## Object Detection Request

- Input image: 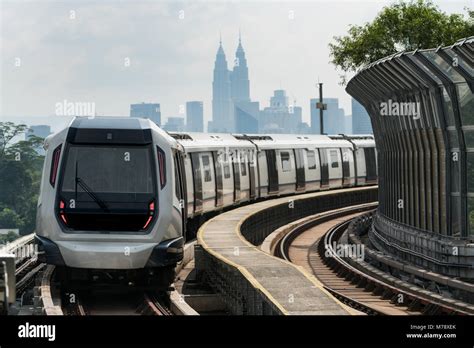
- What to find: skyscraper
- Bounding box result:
[352,98,373,134]
[310,99,320,134]
[130,103,161,125]
[235,101,259,133]
[163,117,185,132]
[310,98,345,134]
[259,90,303,134]
[230,33,250,103]
[211,38,233,133]
[186,101,204,132]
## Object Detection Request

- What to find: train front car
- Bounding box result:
[35,117,184,287]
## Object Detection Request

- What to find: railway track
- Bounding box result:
[5,236,193,316]
[276,204,474,315]
[139,292,173,315]
[40,266,174,316]
[1,233,45,297]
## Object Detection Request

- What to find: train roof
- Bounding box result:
[328,134,375,148]
[168,132,363,151]
[168,132,255,151]
[239,133,354,149]
[69,116,154,130]
[47,116,179,148]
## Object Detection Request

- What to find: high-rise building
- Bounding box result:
[259,90,303,134]
[211,38,233,133]
[352,98,373,134]
[344,115,353,134]
[230,33,250,104]
[310,98,324,134]
[186,101,204,132]
[130,103,161,126]
[271,90,289,108]
[162,117,185,132]
[235,101,259,133]
[310,98,345,134]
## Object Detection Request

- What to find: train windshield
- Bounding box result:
[58,145,157,232]
[61,145,155,194]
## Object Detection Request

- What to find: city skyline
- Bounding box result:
[1,0,469,130]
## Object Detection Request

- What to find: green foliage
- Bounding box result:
[329,0,474,83]
[0,122,45,234]
[0,231,20,244]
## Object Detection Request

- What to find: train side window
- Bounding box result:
[174,154,181,199]
[240,162,247,176]
[330,150,339,168]
[280,151,291,172]
[224,163,231,179]
[307,150,317,170]
[202,155,211,182]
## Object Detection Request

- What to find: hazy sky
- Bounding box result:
[0,0,471,130]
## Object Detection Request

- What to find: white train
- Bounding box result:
[35,117,377,285]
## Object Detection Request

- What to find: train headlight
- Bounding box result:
[59,199,68,225]
[142,201,155,229]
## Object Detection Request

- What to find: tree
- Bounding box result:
[0,122,28,157]
[329,0,473,84]
[0,208,23,231]
[0,231,20,244]
[0,122,45,234]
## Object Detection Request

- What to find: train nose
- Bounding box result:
[35,235,184,269]
[145,237,184,267]
[35,235,66,265]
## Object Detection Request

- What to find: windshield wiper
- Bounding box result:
[75,160,110,213]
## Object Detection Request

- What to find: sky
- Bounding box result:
[0,0,471,131]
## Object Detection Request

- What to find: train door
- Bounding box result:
[233,149,241,203]
[319,148,329,189]
[277,149,296,195]
[199,152,216,211]
[304,149,320,192]
[248,148,257,200]
[328,148,343,188]
[221,150,234,207]
[212,151,223,207]
[341,148,355,187]
[190,152,202,214]
[258,151,269,197]
[265,149,279,195]
[355,148,366,185]
[239,150,250,201]
[174,150,187,238]
[294,149,306,192]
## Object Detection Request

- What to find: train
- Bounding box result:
[35,116,377,287]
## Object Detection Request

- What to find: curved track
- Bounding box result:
[277,204,474,315]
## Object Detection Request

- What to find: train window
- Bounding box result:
[174,154,181,199]
[307,151,317,170]
[202,155,211,182]
[60,145,154,194]
[280,151,291,172]
[330,150,339,168]
[241,162,247,176]
[224,163,231,179]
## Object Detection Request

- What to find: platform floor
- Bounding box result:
[197,189,373,315]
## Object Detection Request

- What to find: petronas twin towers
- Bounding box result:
[210,34,251,132]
